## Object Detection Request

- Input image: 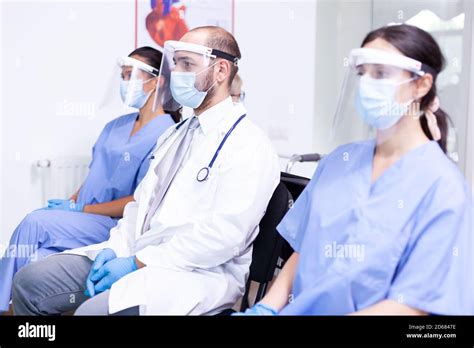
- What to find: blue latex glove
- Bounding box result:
[84,248,117,297]
[232,303,278,316]
[46,199,84,212]
[89,256,138,295]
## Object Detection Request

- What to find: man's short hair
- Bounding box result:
[190,26,242,88]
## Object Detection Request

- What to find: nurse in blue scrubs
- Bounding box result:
[236,25,473,316]
[0,46,180,312]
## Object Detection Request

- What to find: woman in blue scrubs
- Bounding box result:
[0,46,179,312]
[237,25,472,315]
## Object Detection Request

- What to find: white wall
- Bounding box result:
[233,0,371,177]
[0,0,136,243]
[234,0,318,177]
[312,0,372,154]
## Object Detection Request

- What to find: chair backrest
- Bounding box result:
[280,171,310,202]
[279,172,311,264]
[248,181,293,284]
[235,173,312,311]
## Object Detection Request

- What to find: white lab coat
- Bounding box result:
[67,97,280,315]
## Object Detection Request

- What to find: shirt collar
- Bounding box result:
[194,96,235,135]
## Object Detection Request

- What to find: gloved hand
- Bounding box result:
[89,256,138,295]
[232,303,278,316]
[46,199,84,212]
[85,248,117,297]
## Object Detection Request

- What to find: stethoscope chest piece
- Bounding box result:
[197,167,210,182]
[194,113,246,183]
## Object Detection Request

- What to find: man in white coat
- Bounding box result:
[12,26,280,315]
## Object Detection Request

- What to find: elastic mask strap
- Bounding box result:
[142,77,157,105]
[395,76,418,86]
[205,79,218,93]
[142,76,156,84]
[196,60,220,76]
[196,60,222,93]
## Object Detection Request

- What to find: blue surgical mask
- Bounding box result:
[120,77,154,109]
[355,75,415,130]
[170,63,218,109]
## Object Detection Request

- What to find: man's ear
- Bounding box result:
[414,73,433,100]
[215,59,230,84]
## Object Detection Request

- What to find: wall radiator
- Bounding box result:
[36,156,90,204]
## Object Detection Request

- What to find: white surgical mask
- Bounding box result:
[120,77,154,109]
[170,62,218,109]
[355,75,416,129]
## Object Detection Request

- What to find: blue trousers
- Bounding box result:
[12,254,138,315]
[0,209,117,312]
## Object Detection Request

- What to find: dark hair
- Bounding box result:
[362,24,450,153]
[128,46,181,123]
[190,26,242,88]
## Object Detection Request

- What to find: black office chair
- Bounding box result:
[238,180,293,311]
[216,180,292,315]
[218,173,310,315]
[277,172,311,272]
[280,171,310,200]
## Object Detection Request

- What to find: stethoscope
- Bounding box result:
[150,114,247,183]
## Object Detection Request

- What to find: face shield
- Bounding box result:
[100,56,160,112]
[155,40,239,110]
[331,47,433,144]
[119,56,160,110]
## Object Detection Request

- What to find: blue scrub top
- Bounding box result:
[278,139,473,315]
[77,112,175,206]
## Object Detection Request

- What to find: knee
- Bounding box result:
[12,262,43,302]
[11,265,34,313]
[22,210,48,227]
[9,211,50,250]
[11,211,44,240]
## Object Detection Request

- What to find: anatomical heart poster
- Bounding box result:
[136,0,235,49]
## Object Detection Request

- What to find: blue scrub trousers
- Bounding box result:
[0,209,117,312]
